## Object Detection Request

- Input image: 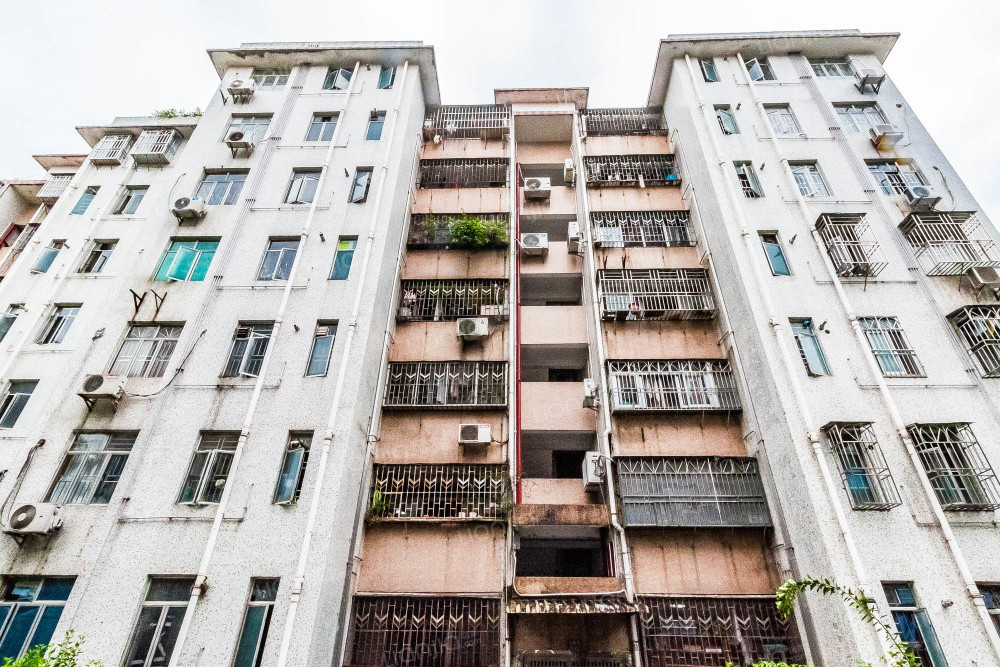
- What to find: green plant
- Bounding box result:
[151,108,202,119]
[3,631,103,667]
[448,213,491,249]
[366,485,386,521]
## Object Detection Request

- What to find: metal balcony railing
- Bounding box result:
[616,457,771,527]
[131,129,182,166]
[369,464,509,521]
[591,211,694,248]
[607,360,740,412]
[423,105,510,140]
[597,269,714,321]
[816,213,888,278]
[949,305,999,378]
[384,361,507,409]
[398,279,508,321]
[36,176,72,203]
[908,423,1000,511]
[823,422,902,510]
[418,158,509,189]
[638,596,805,667]
[581,107,668,137]
[517,652,631,667]
[90,134,133,166]
[584,155,679,188]
[898,212,999,276]
[408,213,510,249]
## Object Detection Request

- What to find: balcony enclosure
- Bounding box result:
[908,423,1000,510]
[368,464,509,521]
[384,361,507,409]
[36,176,72,203]
[616,457,771,527]
[597,269,714,321]
[949,305,999,377]
[583,155,679,188]
[423,104,510,140]
[581,107,668,136]
[898,212,999,276]
[418,158,509,189]
[398,279,508,321]
[90,134,133,166]
[131,129,182,166]
[823,422,902,510]
[407,212,509,249]
[815,213,888,278]
[607,360,740,412]
[591,211,694,248]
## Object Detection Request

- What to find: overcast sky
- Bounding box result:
[1,0,997,220]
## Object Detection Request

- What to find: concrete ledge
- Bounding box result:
[513,503,610,526]
[514,576,623,595]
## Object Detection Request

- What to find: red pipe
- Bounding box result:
[515,162,523,503]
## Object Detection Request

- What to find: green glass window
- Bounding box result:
[330,238,357,280]
[71,187,99,215]
[155,239,219,282]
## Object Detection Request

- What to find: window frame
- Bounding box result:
[366,111,387,140]
[349,168,373,203]
[305,113,338,142]
[764,104,801,135]
[109,323,183,378]
[195,171,248,206]
[222,323,274,378]
[330,238,358,280]
[273,433,313,504]
[36,304,80,345]
[699,58,719,83]
[0,381,36,429]
[789,161,831,197]
[46,432,136,505]
[114,186,148,215]
[790,319,831,376]
[284,169,321,205]
[867,160,926,196]
[250,68,290,89]
[178,432,240,505]
[744,56,776,81]
[858,316,925,378]
[78,240,117,274]
[30,240,66,274]
[713,105,739,135]
[232,578,279,667]
[155,239,219,282]
[226,115,272,143]
[734,162,763,198]
[305,322,337,377]
[378,66,396,89]
[758,232,791,276]
[0,577,74,661]
[322,68,352,91]
[257,239,299,281]
[810,57,854,77]
[882,582,948,667]
[121,577,195,667]
[835,103,889,134]
[70,186,99,215]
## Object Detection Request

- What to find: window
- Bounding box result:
[233,579,279,667]
[223,324,273,378]
[883,583,947,667]
[70,186,99,215]
[195,171,247,206]
[330,238,357,280]
[714,105,739,135]
[114,186,148,215]
[122,577,194,667]
[378,66,396,89]
[258,239,299,281]
[78,240,116,274]
[250,68,289,89]
[0,306,21,343]
[109,324,182,378]
[789,162,831,197]
[823,422,901,510]
[858,317,924,378]
[305,322,337,376]
[273,433,312,504]
[36,304,80,344]
[30,240,65,274]
[759,233,790,276]
[979,583,1000,634]
[744,56,775,81]
[734,162,763,198]
[47,432,136,504]
[867,160,926,196]
[349,168,373,203]
[790,319,830,376]
[366,111,386,140]
[908,423,1000,511]
[155,239,219,282]
[765,104,800,135]
[227,115,271,143]
[835,103,889,134]
[179,432,239,504]
[284,169,320,204]
[0,381,36,428]
[949,305,999,378]
[0,577,74,661]
[305,113,338,142]
[323,67,352,91]
[810,57,853,77]
[699,58,719,82]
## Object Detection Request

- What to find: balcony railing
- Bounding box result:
[898,212,999,276]
[908,423,1000,511]
[36,176,72,203]
[815,213,888,278]
[581,107,668,137]
[949,305,999,378]
[384,361,507,409]
[517,652,630,667]
[398,279,508,321]
[423,105,510,140]
[591,211,694,248]
[607,360,740,412]
[369,464,509,521]
[131,129,182,166]
[408,213,509,249]
[418,158,509,189]
[598,269,714,321]
[583,155,679,188]
[638,596,805,667]
[823,422,902,510]
[616,457,771,527]
[90,134,133,166]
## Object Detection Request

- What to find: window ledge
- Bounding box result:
[248,206,330,212]
[69,274,116,280]
[216,283,308,290]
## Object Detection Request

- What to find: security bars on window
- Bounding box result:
[823,422,902,510]
[581,108,668,136]
[591,211,693,248]
[422,105,510,139]
[90,134,133,165]
[858,317,924,378]
[815,213,888,278]
[368,464,509,520]
[598,269,714,321]
[407,213,509,249]
[616,457,771,527]
[949,305,999,377]
[131,130,181,166]
[36,176,71,201]
[418,158,509,189]
[908,423,1000,511]
[384,361,507,409]
[398,280,508,321]
[110,324,182,378]
[583,155,679,187]
[607,360,740,412]
[518,652,630,667]
[898,212,999,276]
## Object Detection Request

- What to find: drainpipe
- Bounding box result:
[505,117,517,667]
[514,161,523,503]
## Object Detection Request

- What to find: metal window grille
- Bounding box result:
[398,280,509,321]
[607,360,740,412]
[384,361,507,409]
[949,305,1000,377]
[346,596,500,667]
[639,596,805,667]
[36,176,72,202]
[369,464,509,520]
[816,213,888,277]
[131,129,181,165]
[583,155,679,187]
[858,317,925,378]
[423,105,511,139]
[518,652,631,667]
[418,158,509,189]
[597,269,714,321]
[591,211,693,248]
[581,108,668,136]
[616,457,771,527]
[823,422,902,510]
[109,324,183,378]
[908,423,1000,510]
[90,134,133,165]
[408,213,509,249]
[898,212,999,276]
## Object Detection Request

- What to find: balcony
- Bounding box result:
[607,360,741,413]
[581,108,668,137]
[131,129,181,165]
[948,305,999,377]
[908,423,1000,511]
[516,652,631,667]
[823,422,901,510]
[815,213,888,278]
[583,155,679,188]
[407,213,509,249]
[384,361,507,409]
[616,457,771,527]
[597,269,714,321]
[591,211,694,248]
[36,176,72,203]
[423,104,510,140]
[397,279,509,321]
[898,212,999,276]
[89,134,133,166]
[368,463,510,521]
[419,158,509,189]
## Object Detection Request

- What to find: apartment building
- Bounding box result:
[0,30,996,667]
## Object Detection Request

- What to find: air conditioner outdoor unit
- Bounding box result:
[582,451,605,491]
[850,61,886,92]
[457,317,489,341]
[903,184,941,210]
[227,79,256,98]
[567,221,581,252]
[520,233,549,255]
[523,177,552,200]
[582,378,597,408]
[564,159,576,185]
[5,503,62,536]
[827,241,857,277]
[172,197,206,223]
[225,130,255,150]
[458,423,491,446]
[869,124,905,151]
[78,374,126,403]
[967,266,1000,290]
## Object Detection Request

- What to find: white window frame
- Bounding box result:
[305,322,336,377]
[178,432,239,505]
[714,105,738,135]
[734,162,763,198]
[789,162,831,197]
[223,324,273,378]
[122,578,194,667]
[47,432,135,504]
[790,319,831,376]
[0,380,36,428]
[765,104,801,135]
[227,115,272,143]
[273,433,312,504]
[378,66,396,89]
[257,239,299,281]
[835,103,889,134]
[114,186,148,215]
[109,324,182,378]
[36,304,80,344]
[305,113,338,142]
[699,58,719,83]
[349,168,373,203]
[323,68,352,91]
[284,170,320,204]
[250,68,290,89]
[744,57,775,81]
[78,240,116,274]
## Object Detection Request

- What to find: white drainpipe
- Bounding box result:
[504,115,517,667]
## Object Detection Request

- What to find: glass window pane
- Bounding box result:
[166,246,198,281]
[0,606,39,659]
[71,187,98,215]
[330,248,354,280]
[233,606,268,667]
[306,334,333,376]
[274,448,304,503]
[147,579,194,602]
[27,605,63,652]
[36,578,73,602]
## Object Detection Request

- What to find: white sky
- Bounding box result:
[0,0,997,221]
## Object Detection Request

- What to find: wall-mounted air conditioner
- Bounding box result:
[172,197,206,223]
[582,451,605,491]
[5,503,62,536]
[458,423,491,446]
[520,233,549,255]
[78,374,126,408]
[869,124,904,151]
[227,79,256,99]
[567,221,581,252]
[582,378,597,408]
[967,266,1000,291]
[524,177,552,201]
[850,60,886,93]
[564,159,576,185]
[457,317,489,341]
[225,131,255,150]
[903,184,941,211]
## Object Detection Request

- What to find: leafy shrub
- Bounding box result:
[3,631,103,667]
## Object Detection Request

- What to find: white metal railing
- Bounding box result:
[422,105,510,139]
[398,279,508,321]
[368,464,509,520]
[591,211,693,248]
[581,107,668,136]
[131,129,182,166]
[898,212,999,276]
[949,305,999,378]
[36,176,72,202]
[823,422,902,510]
[90,134,133,165]
[597,269,714,320]
[908,423,1000,511]
[384,361,507,408]
[583,155,679,187]
[607,360,740,412]
[816,213,888,278]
